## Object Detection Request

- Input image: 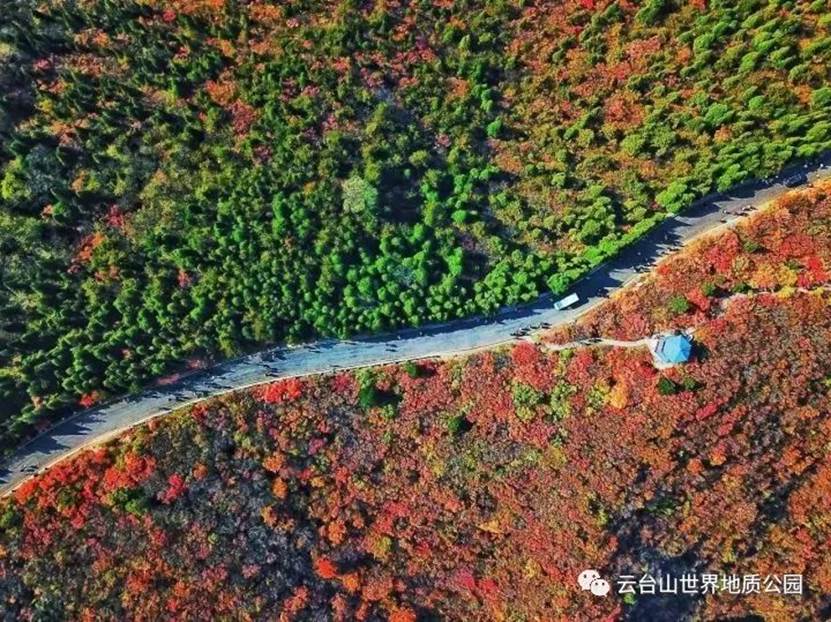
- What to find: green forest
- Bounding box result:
[1,0,830,452]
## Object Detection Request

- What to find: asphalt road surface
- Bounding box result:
[2,157,830,495]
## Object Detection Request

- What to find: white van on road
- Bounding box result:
[553,293,579,310]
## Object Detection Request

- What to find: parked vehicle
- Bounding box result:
[783,173,807,187]
[553,293,580,310]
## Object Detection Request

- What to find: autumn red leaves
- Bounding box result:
[2,185,831,620]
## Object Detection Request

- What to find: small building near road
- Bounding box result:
[653,333,693,366]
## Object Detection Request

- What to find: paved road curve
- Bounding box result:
[2,159,830,495]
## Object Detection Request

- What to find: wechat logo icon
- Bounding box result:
[578,569,611,596]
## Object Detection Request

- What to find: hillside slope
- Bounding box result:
[2,0,831,449]
[1,184,830,620]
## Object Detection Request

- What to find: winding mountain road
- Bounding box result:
[2,158,830,496]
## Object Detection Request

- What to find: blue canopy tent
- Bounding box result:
[655,334,692,365]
